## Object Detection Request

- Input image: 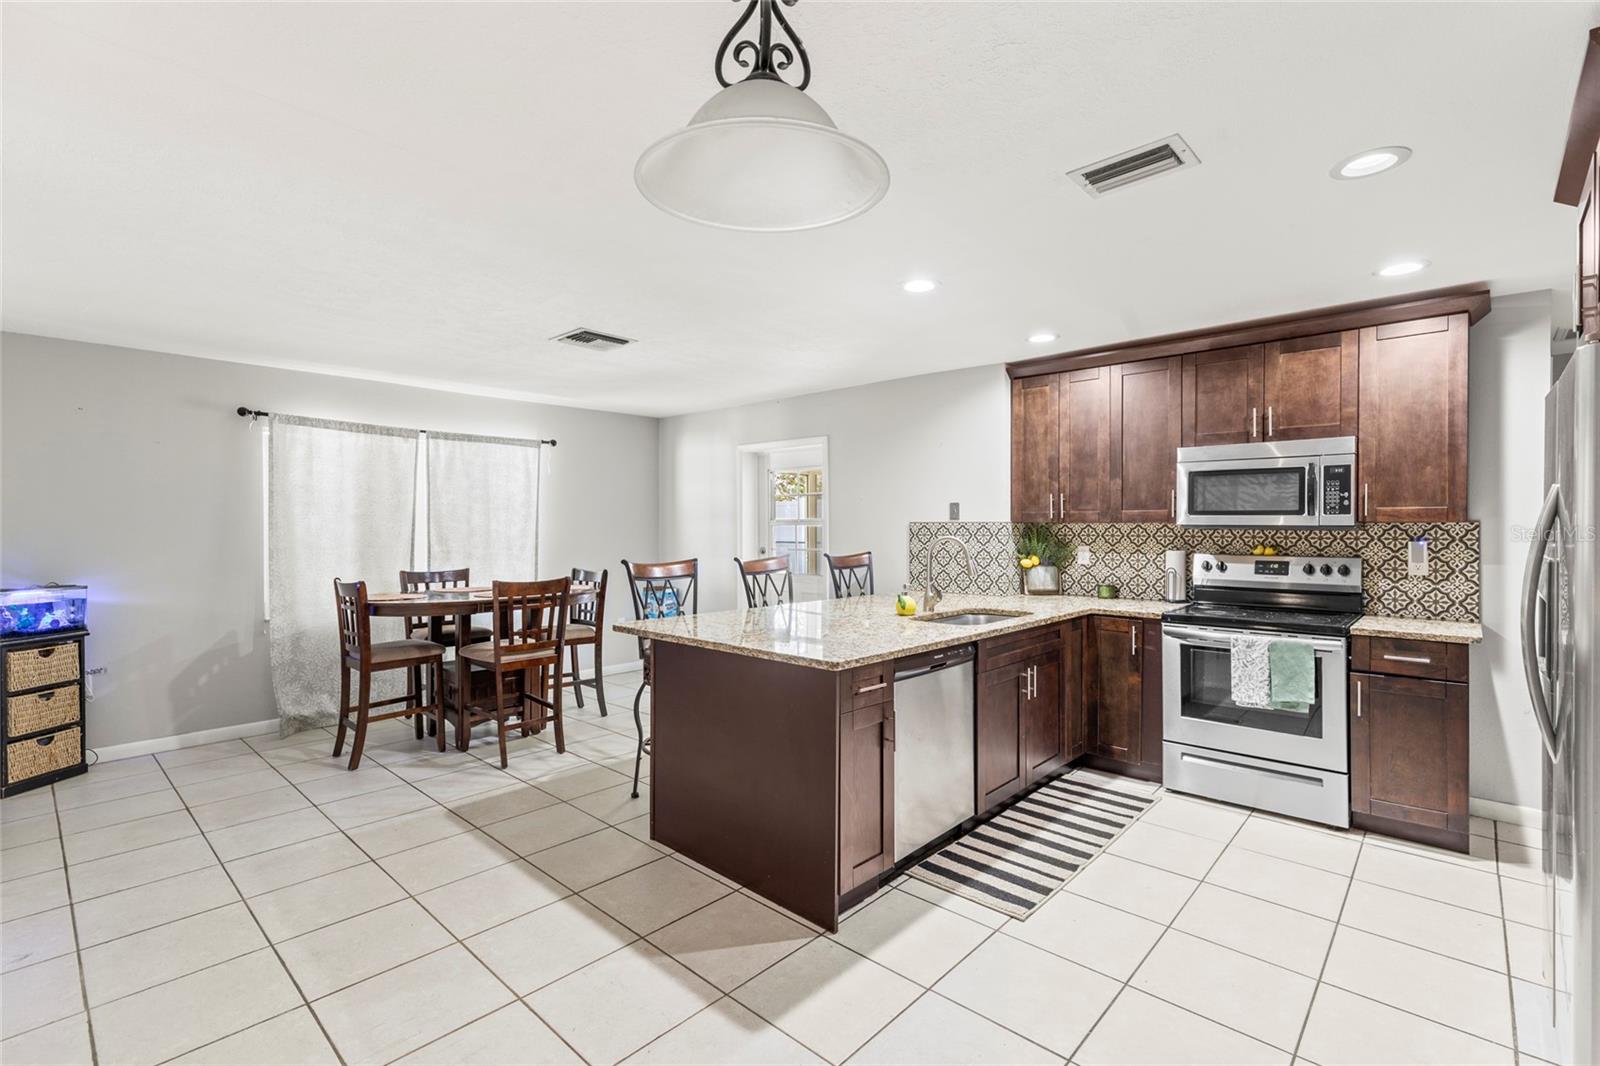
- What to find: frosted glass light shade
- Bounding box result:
[636,78,890,232]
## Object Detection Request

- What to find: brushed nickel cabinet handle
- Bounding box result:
[1170,489,1176,519]
[855,682,887,694]
[1382,654,1433,665]
[1048,492,1053,519]
[1131,626,1139,658]
[1267,406,1274,437]
[1355,679,1362,718]
[1363,482,1370,518]
[1251,407,1258,438]
[1059,492,1065,516]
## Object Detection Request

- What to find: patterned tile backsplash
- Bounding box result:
[907,521,1481,622]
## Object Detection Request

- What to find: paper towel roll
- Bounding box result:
[1164,549,1187,602]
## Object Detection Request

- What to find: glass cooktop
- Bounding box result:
[1161,601,1361,639]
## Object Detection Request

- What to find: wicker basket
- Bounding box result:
[7,685,80,736]
[5,642,80,693]
[6,727,80,784]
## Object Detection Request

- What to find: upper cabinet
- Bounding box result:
[1357,314,1469,522]
[1008,291,1485,525]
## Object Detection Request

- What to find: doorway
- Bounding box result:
[735,437,829,602]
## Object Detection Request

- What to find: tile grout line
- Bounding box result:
[1496,822,1525,1065]
[49,776,102,1066]
[1289,832,1362,1061]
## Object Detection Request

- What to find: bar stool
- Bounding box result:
[825,551,875,598]
[735,556,793,607]
[562,568,608,717]
[332,580,445,770]
[458,578,572,769]
[621,558,699,798]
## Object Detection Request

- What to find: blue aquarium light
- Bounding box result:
[0,585,88,636]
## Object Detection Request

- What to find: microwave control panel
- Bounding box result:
[1321,463,1353,516]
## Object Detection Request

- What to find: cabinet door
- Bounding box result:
[1138,620,1164,771]
[839,702,894,894]
[1088,616,1142,763]
[1582,154,1599,342]
[977,662,1027,811]
[1181,345,1263,447]
[1111,357,1183,522]
[1010,375,1060,522]
[1350,672,1467,833]
[1023,648,1065,783]
[1262,331,1357,441]
[1357,315,1468,522]
[1064,619,1087,760]
[1060,367,1114,521]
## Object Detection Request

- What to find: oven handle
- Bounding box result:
[1161,624,1346,656]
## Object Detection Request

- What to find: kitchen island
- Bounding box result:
[613,593,1168,929]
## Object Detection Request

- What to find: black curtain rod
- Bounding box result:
[235,407,556,447]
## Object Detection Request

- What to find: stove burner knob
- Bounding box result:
[1216,561,1229,573]
[1302,564,1316,575]
[1319,564,1333,576]
[1200,561,1213,572]
[1337,564,1351,577]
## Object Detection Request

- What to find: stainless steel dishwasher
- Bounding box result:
[892,643,976,862]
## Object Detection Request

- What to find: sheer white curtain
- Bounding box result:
[426,432,542,582]
[268,416,418,731]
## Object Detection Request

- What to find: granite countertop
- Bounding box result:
[612,593,1172,671]
[1349,616,1483,644]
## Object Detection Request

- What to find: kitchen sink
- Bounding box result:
[917,611,1031,626]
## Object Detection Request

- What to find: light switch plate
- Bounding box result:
[1408,537,1430,577]
[948,502,960,521]
[1076,546,1094,566]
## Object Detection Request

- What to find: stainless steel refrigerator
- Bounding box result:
[1521,343,1599,1066]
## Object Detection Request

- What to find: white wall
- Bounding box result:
[657,365,1011,613]
[0,333,659,750]
[1467,291,1557,811]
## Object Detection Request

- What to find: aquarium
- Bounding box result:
[0,586,88,637]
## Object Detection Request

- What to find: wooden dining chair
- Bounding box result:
[332,580,445,770]
[621,558,699,798]
[563,567,608,717]
[399,568,493,645]
[735,555,793,608]
[458,578,572,768]
[825,551,875,598]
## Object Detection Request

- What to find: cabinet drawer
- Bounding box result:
[5,642,80,693]
[978,625,1060,674]
[844,662,892,710]
[6,727,81,785]
[1352,636,1466,682]
[6,685,81,737]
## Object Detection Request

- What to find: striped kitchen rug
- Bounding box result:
[906,770,1161,919]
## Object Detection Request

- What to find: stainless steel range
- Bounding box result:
[1161,552,1362,828]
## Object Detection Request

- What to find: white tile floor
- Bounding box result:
[0,672,1556,1065]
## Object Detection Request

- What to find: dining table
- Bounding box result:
[365,582,596,751]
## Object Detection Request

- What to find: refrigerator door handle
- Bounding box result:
[1520,483,1566,763]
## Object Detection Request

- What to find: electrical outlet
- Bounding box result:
[1408,537,1430,577]
[1076,546,1094,566]
[948,502,960,521]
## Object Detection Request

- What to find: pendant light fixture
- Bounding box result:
[635,0,890,232]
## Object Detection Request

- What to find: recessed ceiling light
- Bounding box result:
[1028,332,1058,344]
[1332,146,1412,180]
[902,278,937,294]
[1375,259,1429,278]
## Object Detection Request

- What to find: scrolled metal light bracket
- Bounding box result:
[715,0,812,91]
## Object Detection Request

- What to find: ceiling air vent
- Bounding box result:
[1068,134,1199,197]
[552,328,635,352]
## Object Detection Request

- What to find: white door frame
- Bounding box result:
[734,436,830,602]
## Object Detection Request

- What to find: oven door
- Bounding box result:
[1162,624,1348,773]
[1177,455,1318,527]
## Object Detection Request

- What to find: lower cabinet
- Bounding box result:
[977,661,1029,810]
[1085,616,1163,777]
[1350,667,1468,839]
[977,624,1069,813]
[838,697,894,895]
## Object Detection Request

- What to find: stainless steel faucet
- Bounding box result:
[925,535,976,613]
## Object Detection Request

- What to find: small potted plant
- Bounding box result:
[1016,523,1068,595]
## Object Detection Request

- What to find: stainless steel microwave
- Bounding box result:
[1175,436,1356,527]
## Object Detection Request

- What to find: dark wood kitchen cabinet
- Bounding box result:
[1022,644,1066,783]
[977,625,1067,811]
[1060,367,1115,521]
[1087,616,1141,764]
[1063,618,1088,760]
[1357,314,1469,522]
[1010,375,1059,522]
[977,661,1028,810]
[1350,668,1468,847]
[838,691,894,896]
[1181,345,1264,447]
[1262,330,1358,441]
[1111,358,1182,521]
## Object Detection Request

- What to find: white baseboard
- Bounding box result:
[1470,797,1542,828]
[90,660,644,764]
[93,717,281,763]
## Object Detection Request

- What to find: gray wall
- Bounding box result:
[0,333,659,750]
[1467,290,1557,810]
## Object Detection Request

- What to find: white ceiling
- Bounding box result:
[3,2,1594,417]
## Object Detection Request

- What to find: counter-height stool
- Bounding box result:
[333,580,445,770]
[563,567,608,717]
[735,556,793,608]
[825,551,875,598]
[458,578,571,768]
[622,558,699,798]
[399,568,493,645]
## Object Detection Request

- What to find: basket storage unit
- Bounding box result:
[2,630,88,795]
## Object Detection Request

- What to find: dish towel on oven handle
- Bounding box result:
[1229,635,1273,709]
[1268,638,1316,713]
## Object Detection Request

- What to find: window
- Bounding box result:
[770,467,824,576]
